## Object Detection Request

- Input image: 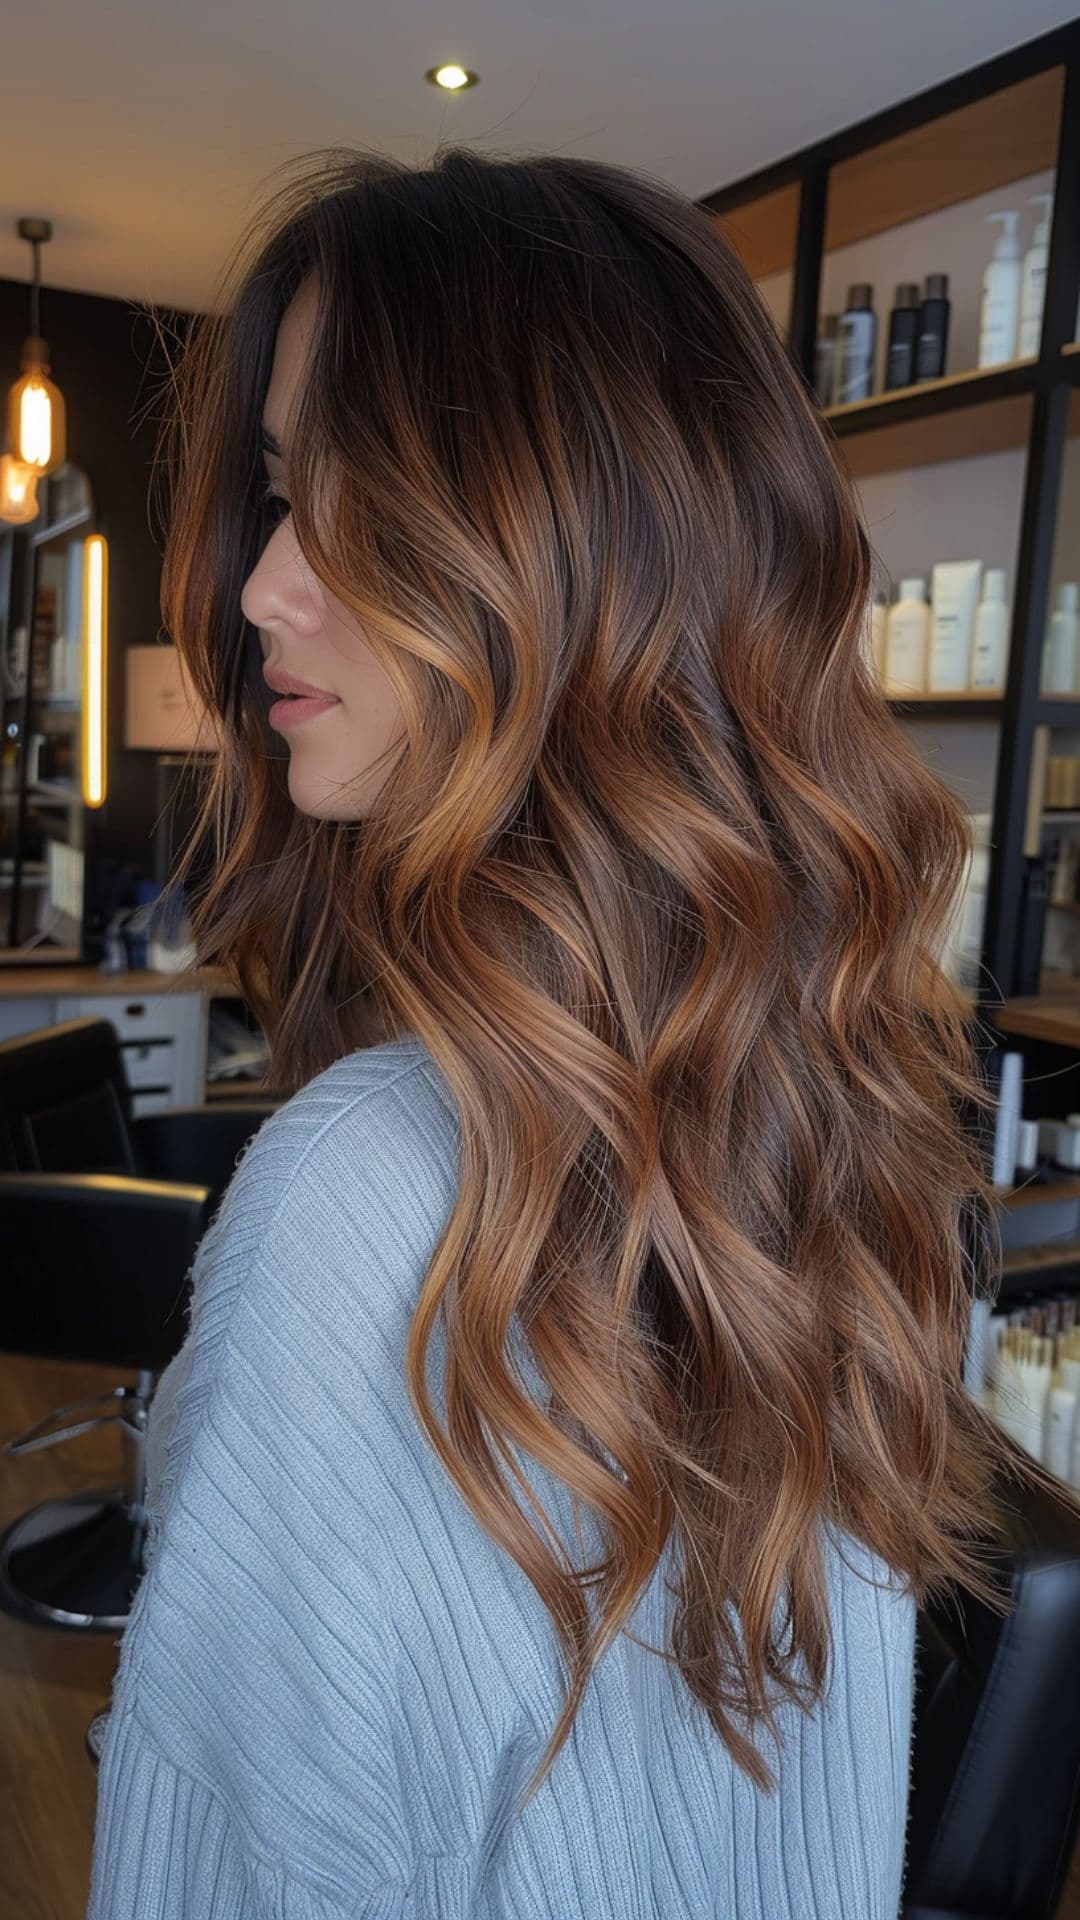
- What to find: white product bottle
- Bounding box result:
[1019,193,1054,358]
[970,568,1010,691]
[883,578,929,696]
[991,1050,1023,1190]
[978,211,1023,368]
[929,561,982,692]
[1044,581,1080,695]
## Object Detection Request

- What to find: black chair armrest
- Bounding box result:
[129,1104,279,1200]
[904,1465,1080,1919]
[0,1172,213,1370]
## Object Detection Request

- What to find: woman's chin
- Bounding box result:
[285,761,370,822]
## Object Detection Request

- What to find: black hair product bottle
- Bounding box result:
[915,274,950,382]
[885,284,920,391]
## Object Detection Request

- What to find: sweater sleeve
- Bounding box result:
[88,1708,408,1920]
[87,1060,443,1919]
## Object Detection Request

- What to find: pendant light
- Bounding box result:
[0,450,39,524]
[7,217,66,477]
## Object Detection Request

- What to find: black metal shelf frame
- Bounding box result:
[697,21,1080,1017]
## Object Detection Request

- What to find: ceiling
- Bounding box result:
[3,0,1077,317]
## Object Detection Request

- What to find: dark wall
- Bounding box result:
[0,275,199,953]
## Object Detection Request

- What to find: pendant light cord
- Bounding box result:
[30,238,41,342]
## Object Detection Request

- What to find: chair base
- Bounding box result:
[0,1485,145,1631]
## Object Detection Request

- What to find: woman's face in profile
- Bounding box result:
[240,273,404,820]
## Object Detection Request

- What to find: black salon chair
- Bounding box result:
[901,1453,1080,1919]
[0,1015,280,1634]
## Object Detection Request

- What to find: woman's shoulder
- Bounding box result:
[250,1032,458,1190]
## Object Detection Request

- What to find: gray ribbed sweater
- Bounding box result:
[87,1034,916,1918]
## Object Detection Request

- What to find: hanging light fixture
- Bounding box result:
[81,533,108,808]
[7,217,66,477]
[0,449,39,524]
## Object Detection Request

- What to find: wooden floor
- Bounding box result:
[3,1346,1080,1919]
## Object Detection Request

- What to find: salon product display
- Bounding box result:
[876,562,1011,695]
[822,273,951,403]
[971,1293,1080,1490]
[818,193,1052,405]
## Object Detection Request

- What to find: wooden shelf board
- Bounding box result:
[1002,1237,1080,1277]
[0,961,237,995]
[1000,1174,1080,1211]
[824,357,1037,426]
[993,982,1080,1048]
[883,698,999,714]
[831,387,1032,479]
[710,179,800,283]
[824,66,1064,253]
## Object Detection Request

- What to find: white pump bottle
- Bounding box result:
[1019,192,1053,358]
[978,211,1022,368]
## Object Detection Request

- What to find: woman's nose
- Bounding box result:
[241,532,323,637]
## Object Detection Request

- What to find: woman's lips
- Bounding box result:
[268,693,341,731]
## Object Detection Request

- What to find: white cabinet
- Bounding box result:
[0,981,210,1115]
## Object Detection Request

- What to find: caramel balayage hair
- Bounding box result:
[151,143,1069,1813]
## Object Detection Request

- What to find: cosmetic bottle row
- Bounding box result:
[865,560,1009,696]
[980,1053,1080,1194]
[816,276,950,406]
[815,191,1053,406]
[967,1298,1080,1489]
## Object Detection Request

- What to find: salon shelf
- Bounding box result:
[822,358,1038,439]
[1001,1237,1080,1279]
[883,692,1004,719]
[999,1174,1080,1211]
[991,978,1080,1048]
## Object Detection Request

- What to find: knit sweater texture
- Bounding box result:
[87,1034,916,1918]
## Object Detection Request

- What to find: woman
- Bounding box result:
[88,144,1050,1919]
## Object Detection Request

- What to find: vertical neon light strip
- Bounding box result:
[82,534,108,808]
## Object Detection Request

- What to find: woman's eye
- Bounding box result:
[260,483,291,525]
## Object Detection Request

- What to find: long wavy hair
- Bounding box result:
[151,142,1070,1812]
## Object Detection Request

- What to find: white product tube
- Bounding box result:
[991,1050,1023,1189]
[929,561,982,692]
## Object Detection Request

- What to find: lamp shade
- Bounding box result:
[0,453,39,524]
[8,336,66,475]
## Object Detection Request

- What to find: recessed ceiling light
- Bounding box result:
[425,63,479,91]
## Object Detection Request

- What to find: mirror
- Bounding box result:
[0,462,96,962]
